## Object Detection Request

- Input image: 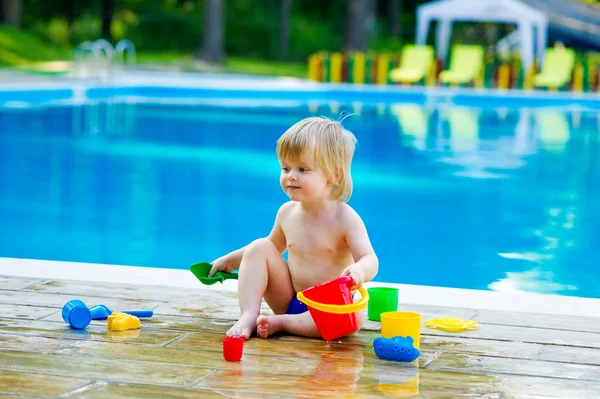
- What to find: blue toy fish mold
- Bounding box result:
[373,336,420,362]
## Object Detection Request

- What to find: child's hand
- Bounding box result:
[209,255,235,277]
[341,264,365,290]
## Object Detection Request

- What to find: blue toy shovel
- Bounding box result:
[89,304,153,320]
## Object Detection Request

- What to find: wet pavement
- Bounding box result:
[1,275,600,398]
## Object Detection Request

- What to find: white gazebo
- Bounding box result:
[415,0,548,69]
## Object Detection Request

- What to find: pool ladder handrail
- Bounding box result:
[94,38,115,83]
[115,39,137,71]
[74,38,137,79]
[73,40,96,78]
[72,38,138,136]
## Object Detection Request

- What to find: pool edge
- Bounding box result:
[3,71,600,109]
[1,257,598,319]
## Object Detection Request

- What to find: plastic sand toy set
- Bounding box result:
[190,261,479,364]
[61,299,153,331]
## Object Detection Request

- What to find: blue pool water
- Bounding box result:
[1,92,599,298]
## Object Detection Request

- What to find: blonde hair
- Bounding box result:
[276,116,357,202]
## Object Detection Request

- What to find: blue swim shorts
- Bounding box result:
[285,293,308,314]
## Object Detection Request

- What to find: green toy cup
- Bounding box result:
[367,287,399,322]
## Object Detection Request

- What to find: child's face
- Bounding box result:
[279,156,331,203]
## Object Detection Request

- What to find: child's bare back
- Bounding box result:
[209,116,378,340]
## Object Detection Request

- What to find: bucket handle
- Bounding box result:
[296,286,369,314]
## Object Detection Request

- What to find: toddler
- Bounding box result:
[209,116,378,340]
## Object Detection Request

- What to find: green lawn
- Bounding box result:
[225,57,307,78]
[0,25,307,79]
[136,52,307,78]
[0,24,71,68]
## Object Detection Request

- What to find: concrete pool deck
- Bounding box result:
[1,259,600,398]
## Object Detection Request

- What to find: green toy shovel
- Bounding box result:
[190,262,239,285]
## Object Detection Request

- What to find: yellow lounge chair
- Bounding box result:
[438,45,484,86]
[533,48,575,90]
[389,45,434,84]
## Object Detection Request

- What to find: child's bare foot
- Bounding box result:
[256,315,285,338]
[227,313,258,340]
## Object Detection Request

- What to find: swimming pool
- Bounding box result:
[1,75,599,299]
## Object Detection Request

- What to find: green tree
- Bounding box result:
[199,0,224,63]
[1,0,22,27]
[345,0,368,52]
[101,0,115,40]
[280,0,291,60]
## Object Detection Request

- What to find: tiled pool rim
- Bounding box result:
[1,257,599,319]
[2,71,600,109]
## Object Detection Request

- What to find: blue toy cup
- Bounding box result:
[62,300,91,329]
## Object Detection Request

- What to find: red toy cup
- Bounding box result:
[223,337,244,362]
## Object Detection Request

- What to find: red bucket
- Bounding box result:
[299,276,359,341]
